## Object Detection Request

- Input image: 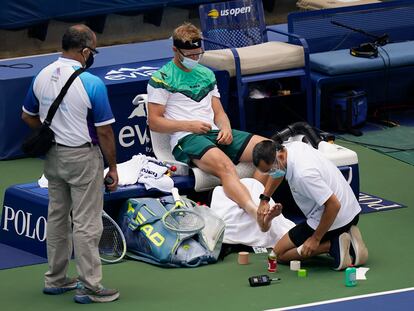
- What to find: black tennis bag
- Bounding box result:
[21,123,54,157]
[329,89,367,136]
[119,195,224,268]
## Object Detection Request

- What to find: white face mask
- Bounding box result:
[181,56,199,70]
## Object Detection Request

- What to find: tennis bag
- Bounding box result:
[329,89,367,136]
[119,195,225,267]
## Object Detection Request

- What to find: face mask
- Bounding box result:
[269,168,286,179]
[181,56,199,70]
[84,53,94,69]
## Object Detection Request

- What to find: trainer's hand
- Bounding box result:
[301,236,320,258]
[187,121,212,134]
[257,200,270,221]
[217,126,233,145]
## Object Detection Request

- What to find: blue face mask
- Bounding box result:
[181,56,199,70]
[267,156,286,179]
[269,168,286,179]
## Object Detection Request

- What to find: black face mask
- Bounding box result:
[84,53,94,69]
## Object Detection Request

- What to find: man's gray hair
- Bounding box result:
[62,24,94,51]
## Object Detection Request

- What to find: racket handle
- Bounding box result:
[171,187,180,202]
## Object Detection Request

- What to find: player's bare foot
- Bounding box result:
[260,203,283,232]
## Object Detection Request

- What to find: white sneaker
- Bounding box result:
[349,225,369,266]
[329,232,352,271]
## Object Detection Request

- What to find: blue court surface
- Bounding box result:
[267,288,414,311]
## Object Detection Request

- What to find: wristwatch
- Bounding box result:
[259,194,271,202]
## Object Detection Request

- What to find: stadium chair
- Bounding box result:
[296,0,381,11]
[199,0,313,130]
[133,94,256,192]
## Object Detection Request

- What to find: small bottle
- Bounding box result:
[267,250,277,273]
[345,265,357,287]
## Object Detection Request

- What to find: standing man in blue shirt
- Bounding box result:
[22,24,119,304]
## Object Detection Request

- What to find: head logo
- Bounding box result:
[208,9,219,18]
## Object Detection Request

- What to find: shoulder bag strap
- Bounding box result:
[44,67,85,125]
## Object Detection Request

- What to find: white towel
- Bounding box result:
[38,174,48,188]
[104,154,173,191]
[210,178,295,248]
[138,174,174,192]
[39,154,173,192]
[106,154,147,186]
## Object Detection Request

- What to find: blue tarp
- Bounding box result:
[0,0,217,29]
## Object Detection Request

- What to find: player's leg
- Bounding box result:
[275,223,331,263]
[238,133,269,185]
[172,131,261,219]
[193,147,257,218]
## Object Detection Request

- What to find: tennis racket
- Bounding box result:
[161,187,205,234]
[99,210,127,264]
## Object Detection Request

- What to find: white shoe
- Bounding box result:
[329,232,352,271]
[349,225,368,266]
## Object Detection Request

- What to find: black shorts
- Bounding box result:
[288,214,360,247]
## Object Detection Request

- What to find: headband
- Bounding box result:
[173,38,202,50]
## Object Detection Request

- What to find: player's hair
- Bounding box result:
[172,22,202,44]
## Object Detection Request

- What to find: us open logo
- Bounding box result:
[207,5,252,19]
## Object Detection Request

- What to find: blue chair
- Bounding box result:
[199,0,313,130]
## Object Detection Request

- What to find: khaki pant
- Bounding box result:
[44,144,104,290]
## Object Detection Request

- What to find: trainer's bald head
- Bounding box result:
[62,24,96,51]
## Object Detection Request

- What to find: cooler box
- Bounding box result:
[286,136,360,199]
[318,140,360,199]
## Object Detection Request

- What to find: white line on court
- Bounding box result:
[265,287,414,311]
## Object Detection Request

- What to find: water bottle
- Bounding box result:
[345,266,357,287]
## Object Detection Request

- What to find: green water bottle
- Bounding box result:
[345,266,357,287]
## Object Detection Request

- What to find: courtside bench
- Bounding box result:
[288,0,414,128]
[0,176,195,258]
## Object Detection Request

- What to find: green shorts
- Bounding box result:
[172,129,253,165]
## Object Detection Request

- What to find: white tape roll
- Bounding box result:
[290,260,301,271]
